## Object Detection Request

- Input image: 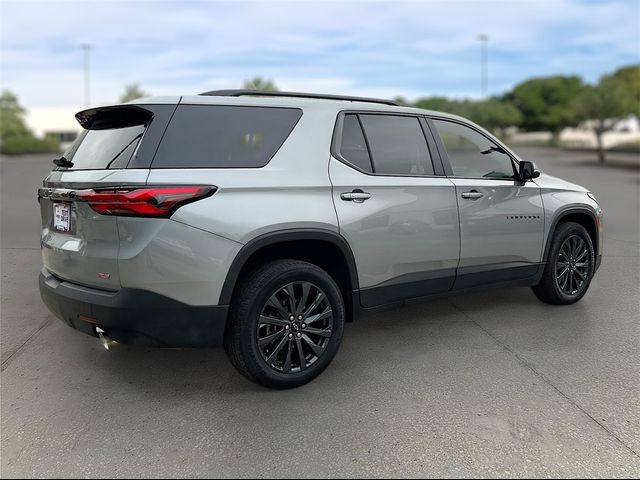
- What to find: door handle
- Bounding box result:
[461,190,483,200]
[341,189,371,203]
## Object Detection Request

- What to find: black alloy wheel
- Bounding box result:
[257,281,334,373]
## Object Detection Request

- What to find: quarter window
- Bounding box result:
[432,119,515,179]
[359,115,434,176]
[152,105,302,168]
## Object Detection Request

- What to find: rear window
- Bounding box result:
[64,125,146,170]
[151,105,303,168]
[63,106,152,170]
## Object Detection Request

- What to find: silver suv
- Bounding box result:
[38,90,603,388]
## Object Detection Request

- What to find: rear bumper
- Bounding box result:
[39,269,228,347]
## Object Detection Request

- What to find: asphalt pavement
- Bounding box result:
[1,147,639,478]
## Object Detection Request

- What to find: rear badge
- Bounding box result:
[97,272,111,279]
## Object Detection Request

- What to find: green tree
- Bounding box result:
[0,90,59,155]
[0,90,30,140]
[467,98,522,137]
[119,83,150,103]
[609,64,640,116]
[414,96,463,114]
[507,75,586,145]
[242,77,279,91]
[412,96,521,136]
[574,69,638,163]
[393,95,409,106]
[413,97,476,124]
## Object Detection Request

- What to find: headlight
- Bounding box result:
[587,192,597,203]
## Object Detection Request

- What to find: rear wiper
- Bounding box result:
[53,156,74,168]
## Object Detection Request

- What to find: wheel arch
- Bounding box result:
[543,207,599,263]
[219,229,359,320]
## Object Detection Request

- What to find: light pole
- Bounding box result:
[80,43,92,107]
[477,34,489,99]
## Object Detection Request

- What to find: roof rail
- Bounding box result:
[198,89,400,106]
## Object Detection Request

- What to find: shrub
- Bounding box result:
[0,134,60,155]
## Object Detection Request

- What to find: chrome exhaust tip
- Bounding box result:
[95,327,118,350]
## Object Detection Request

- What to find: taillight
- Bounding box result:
[77,186,215,217]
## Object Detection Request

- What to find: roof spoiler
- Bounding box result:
[75,105,153,130]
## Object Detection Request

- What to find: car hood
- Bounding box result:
[533,172,589,193]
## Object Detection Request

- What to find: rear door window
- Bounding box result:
[359,114,435,176]
[338,114,373,173]
[152,105,303,168]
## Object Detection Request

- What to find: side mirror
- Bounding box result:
[518,161,540,181]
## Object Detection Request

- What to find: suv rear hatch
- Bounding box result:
[39,104,175,290]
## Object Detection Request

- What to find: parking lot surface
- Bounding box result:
[1,147,639,477]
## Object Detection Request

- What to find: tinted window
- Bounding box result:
[152,105,302,168]
[338,114,373,172]
[359,115,434,176]
[433,119,515,179]
[64,125,146,170]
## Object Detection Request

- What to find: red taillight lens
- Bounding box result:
[77,186,215,217]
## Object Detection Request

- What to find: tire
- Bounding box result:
[532,222,595,305]
[224,259,345,389]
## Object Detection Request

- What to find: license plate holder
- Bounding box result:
[53,203,71,233]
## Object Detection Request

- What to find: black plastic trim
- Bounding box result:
[359,268,456,308]
[352,264,544,319]
[453,264,540,290]
[422,116,453,177]
[542,206,600,262]
[40,269,228,347]
[352,263,544,319]
[127,104,179,169]
[424,117,454,176]
[356,114,375,173]
[219,229,359,306]
[419,116,446,176]
[132,102,180,169]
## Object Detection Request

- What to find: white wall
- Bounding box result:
[510,129,640,148]
[25,107,83,138]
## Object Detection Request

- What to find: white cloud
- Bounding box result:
[1,0,637,107]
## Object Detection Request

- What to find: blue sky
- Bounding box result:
[1,0,638,108]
